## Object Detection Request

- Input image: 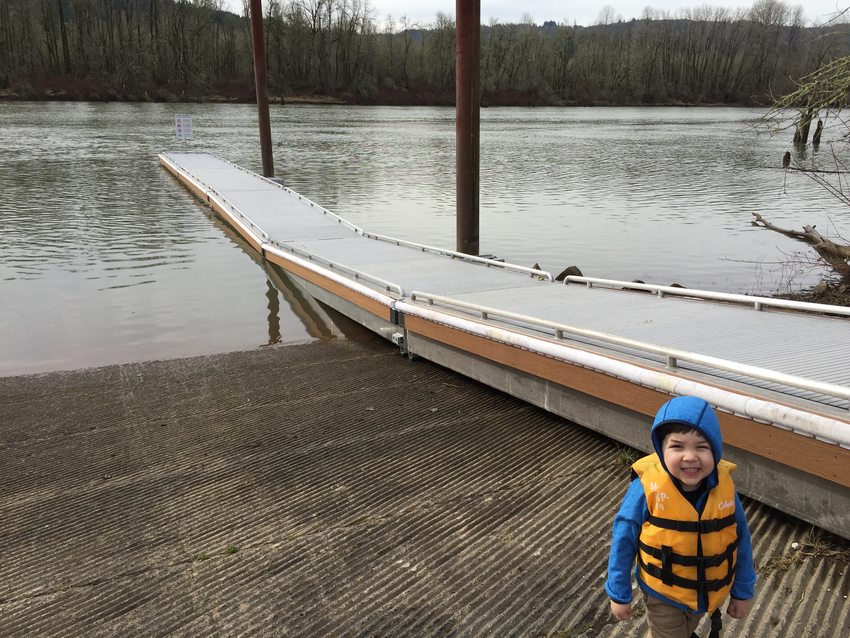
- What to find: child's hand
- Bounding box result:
[726,597,752,619]
[610,600,632,621]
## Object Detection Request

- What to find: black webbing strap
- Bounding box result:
[709,608,723,638]
[647,512,736,534]
[639,538,739,568]
[638,553,735,592]
[699,513,737,533]
[661,545,674,585]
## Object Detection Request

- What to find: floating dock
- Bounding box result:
[159,152,850,540]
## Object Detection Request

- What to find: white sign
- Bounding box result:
[174,114,193,140]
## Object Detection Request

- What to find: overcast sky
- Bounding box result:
[225,1,845,27]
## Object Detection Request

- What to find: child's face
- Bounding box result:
[662,429,714,492]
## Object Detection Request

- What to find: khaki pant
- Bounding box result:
[644,593,704,638]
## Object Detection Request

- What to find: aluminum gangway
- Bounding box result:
[159,152,850,539]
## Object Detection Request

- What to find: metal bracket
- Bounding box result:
[391,331,407,355]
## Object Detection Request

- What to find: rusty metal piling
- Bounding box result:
[455,1,481,256]
[249,0,275,178]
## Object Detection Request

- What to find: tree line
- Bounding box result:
[1,0,848,106]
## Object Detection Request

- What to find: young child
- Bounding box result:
[605,395,756,638]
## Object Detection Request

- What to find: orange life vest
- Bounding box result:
[633,453,739,612]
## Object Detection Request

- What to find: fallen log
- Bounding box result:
[751,213,850,281]
[752,213,850,260]
[786,167,847,175]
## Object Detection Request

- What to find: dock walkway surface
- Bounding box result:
[158,153,850,417]
[2,339,848,637]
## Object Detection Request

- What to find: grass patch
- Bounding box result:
[615,445,641,467]
[760,530,850,575]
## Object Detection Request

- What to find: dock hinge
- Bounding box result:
[390,307,404,326]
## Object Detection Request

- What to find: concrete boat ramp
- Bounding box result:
[1,339,848,637]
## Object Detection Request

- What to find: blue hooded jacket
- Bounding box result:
[605,396,756,613]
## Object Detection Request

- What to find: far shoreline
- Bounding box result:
[0,86,763,109]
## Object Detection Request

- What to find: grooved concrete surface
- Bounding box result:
[1,338,848,637]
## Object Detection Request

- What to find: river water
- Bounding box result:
[1,102,845,375]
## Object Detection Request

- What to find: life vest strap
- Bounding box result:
[647,512,736,534]
[639,538,739,568]
[638,553,735,592]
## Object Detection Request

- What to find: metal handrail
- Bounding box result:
[268,241,405,297]
[408,290,850,406]
[168,153,551,282]
[221,156,363,235]
[284,193,363,234]
[163,154,401,296]
[362,231,554,281]
[564,276,850,318]
[207,188,271,242]
[161,156,272,242]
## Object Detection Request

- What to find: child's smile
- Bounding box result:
[661,430,715,491]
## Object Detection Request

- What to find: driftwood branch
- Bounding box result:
[787,167,847,175]
[751,213,850,268]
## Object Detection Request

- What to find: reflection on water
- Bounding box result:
[264,278,282,347]
[1,102,846,376]
[264,261,378,344]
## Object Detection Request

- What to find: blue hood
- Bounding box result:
[651,396,723,487]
